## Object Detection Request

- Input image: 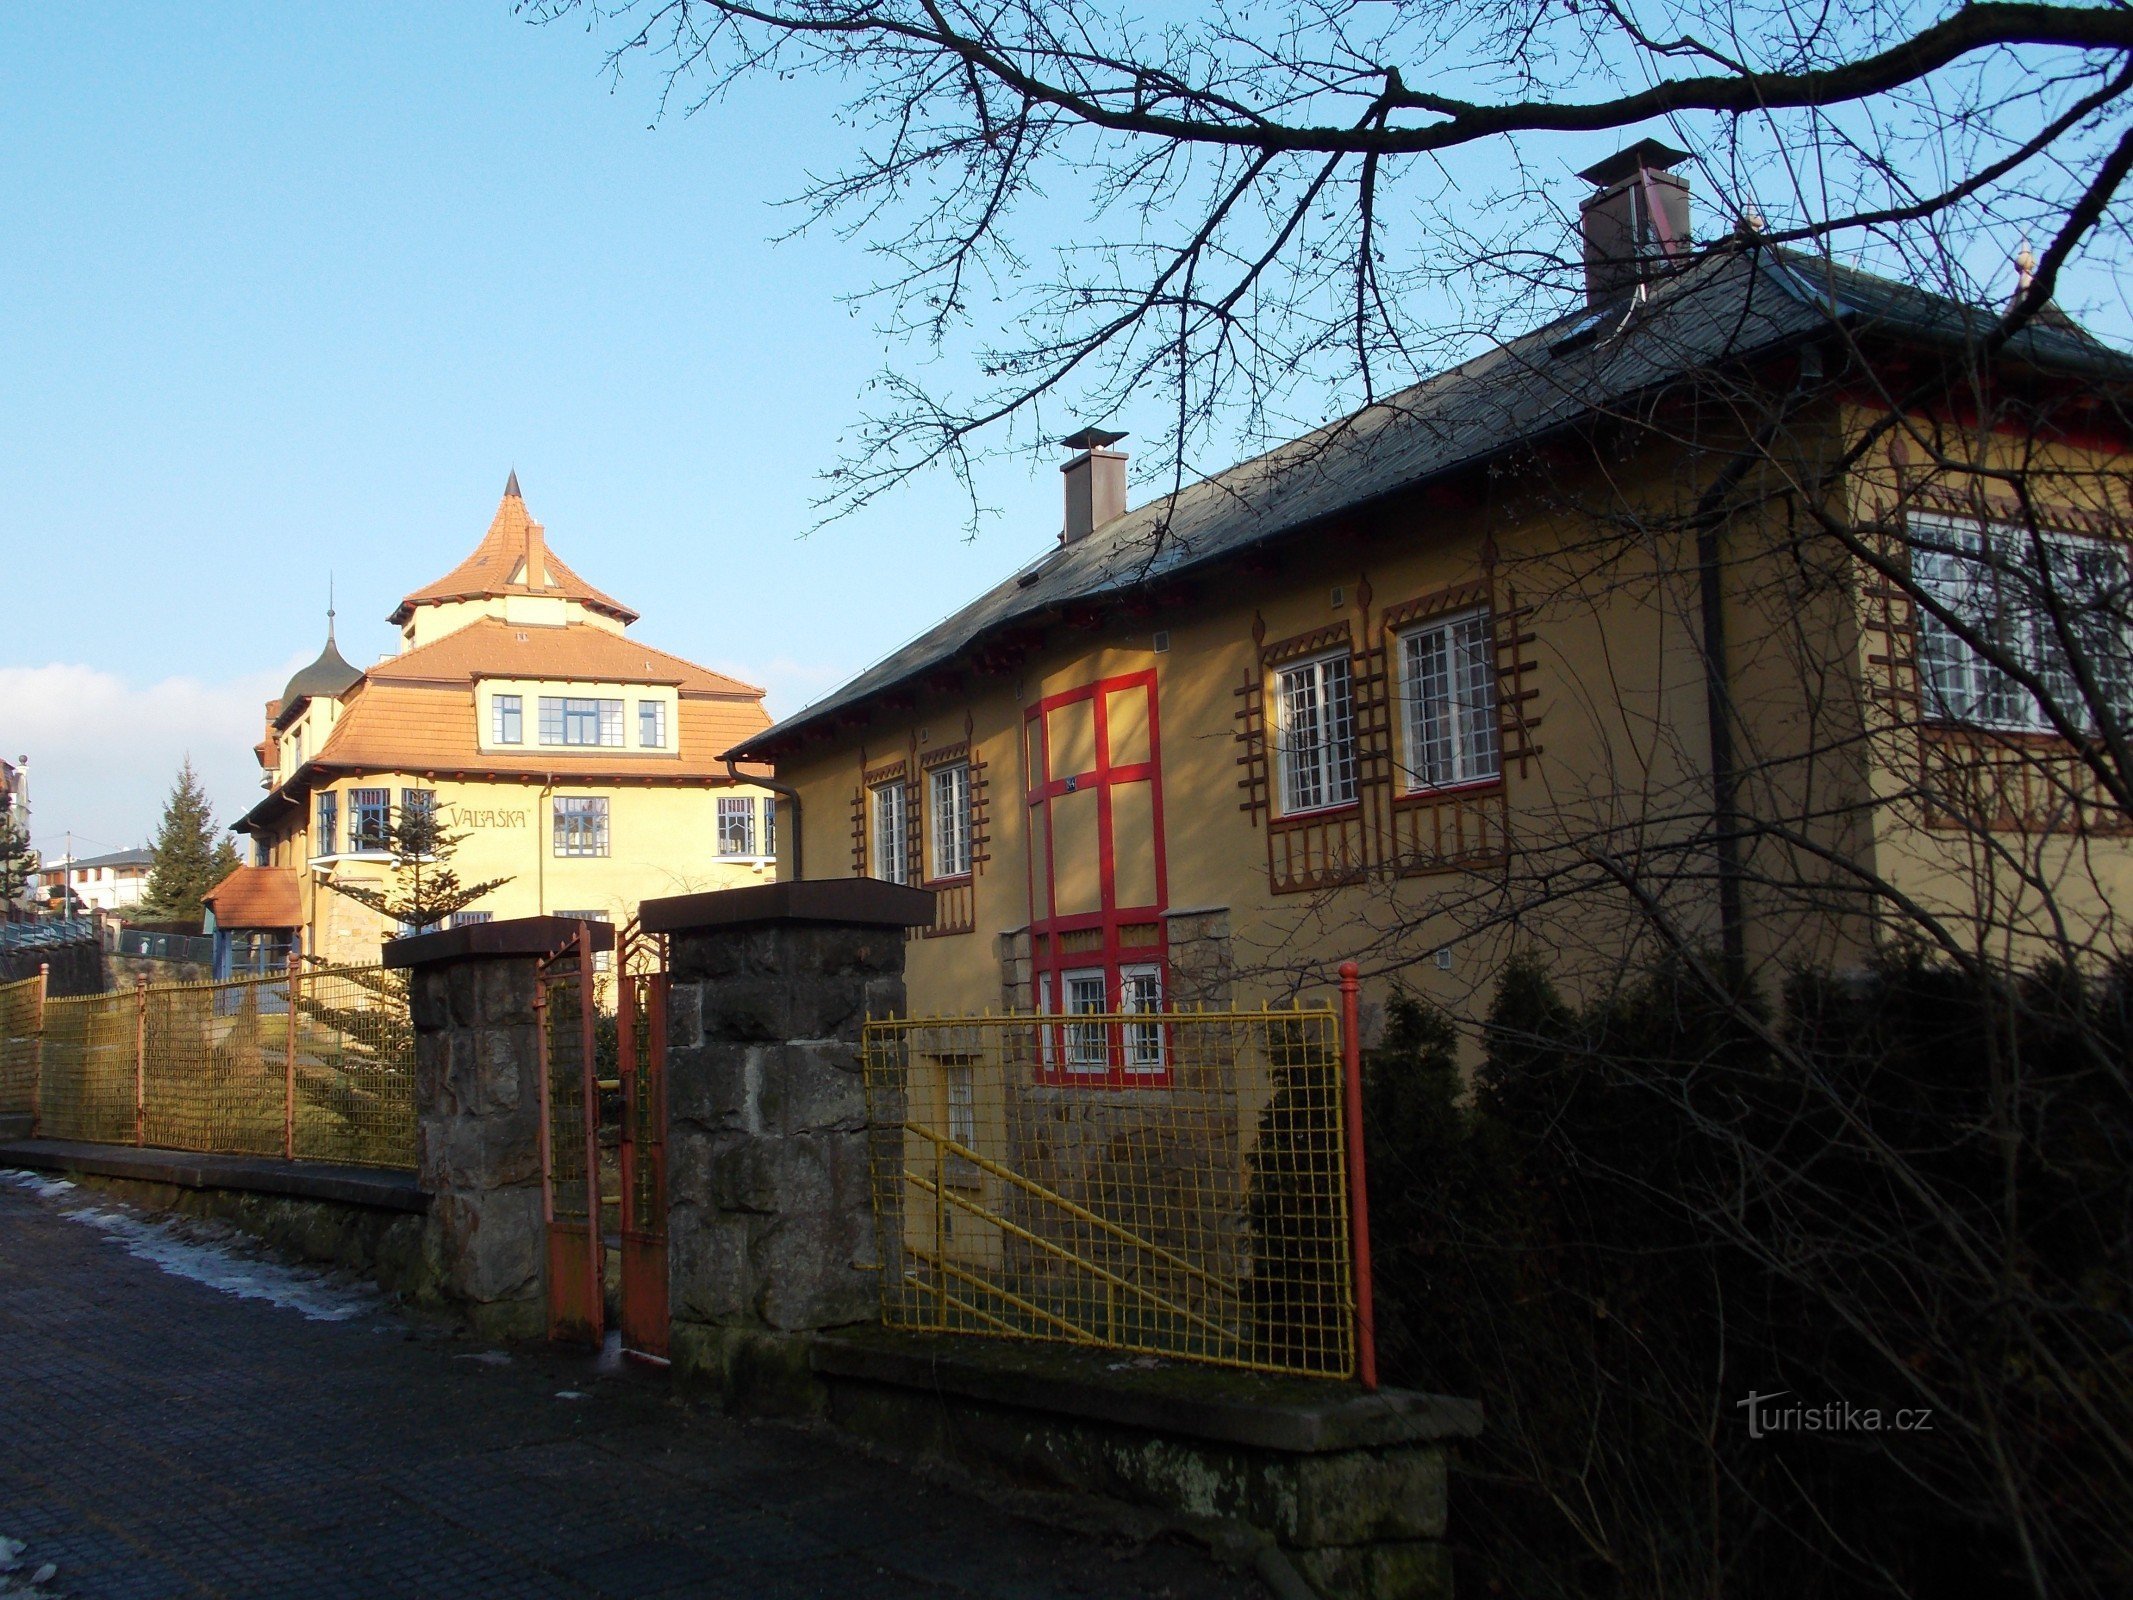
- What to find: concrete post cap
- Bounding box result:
[639,879,934,935]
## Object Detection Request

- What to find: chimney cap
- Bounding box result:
[1577,140,1692,188]
[1060,427,1127,451]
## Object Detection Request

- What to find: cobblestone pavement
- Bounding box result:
[0,1179,1263,1600]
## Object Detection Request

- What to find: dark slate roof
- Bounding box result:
[733,245,2133,758]
[278,629,364,720]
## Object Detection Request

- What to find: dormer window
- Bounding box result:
[639,700,667,749]
[539,696,623,747]
[493,694,523,745]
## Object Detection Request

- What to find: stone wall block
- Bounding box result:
[826,1129,875,1214]
[409,971,449,1031]
[1289,1540,1453,1600]
[667,980,703,1050]
[712,1135,832,1215]
[1252,1446,1450,1548]
[476,956,538,1026]
[667,1208,751,1323]
[764,1042,867,1135]
[446,961,481,1028]
[860,976,908,1025]
[750,1214,874,1331]
[413,1035,449,1114]
[666,1043,767,1133]
[470,1028,524,1114]
[699,976,795,1043]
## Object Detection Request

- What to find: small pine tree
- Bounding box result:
[140,758,230,927]
[321,797,512,936]
[0,810,37,906]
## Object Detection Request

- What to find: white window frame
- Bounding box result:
[552,795,610,858]
[1119,963,1165,1072]
[1062,968,1109,1074]
[871,780,910,884]
[929,761,973,880]
[1398,605,1501,791]
[1274,650,1358,815]
[1912,513,2133,734]
[716,795,758,857]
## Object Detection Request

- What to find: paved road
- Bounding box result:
[0,1177,1261,1600]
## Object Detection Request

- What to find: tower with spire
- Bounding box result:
[223,473,775,969]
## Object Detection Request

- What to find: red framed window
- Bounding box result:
[1024,670,1171,1086]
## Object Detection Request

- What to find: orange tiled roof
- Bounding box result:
[296,679,771,785]
[389,477,637,627]
[370,618,763,699]
[203,866,302,929]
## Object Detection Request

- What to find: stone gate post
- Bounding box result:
[639,881,933,1410]
[385,915,616,1340]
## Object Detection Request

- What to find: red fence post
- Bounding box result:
[133,975,148,1148]
[1339,961,1378,1390]
[576,920,602,1325]
[283,955,299,1161]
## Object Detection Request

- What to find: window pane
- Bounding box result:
[872,781,908,884]
[552,796,610,857]
[763,796,777,861]
[930,762,971,878]
[538,697,564,745]
[1121,965,1164,1070]
[493,695,522,745]
[717,795,757,856]
[1276,653,1357,812]
[315,792,337,855]
[639,700,666,748]
[1064,971,1107,1070]
[1402,607,1499,788]
[350,788,390,853]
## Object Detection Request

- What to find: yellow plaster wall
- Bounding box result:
[268,775,776,965]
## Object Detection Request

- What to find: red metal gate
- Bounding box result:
[615,922,670,1364]
[536,923,605,1345]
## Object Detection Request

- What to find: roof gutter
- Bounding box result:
[730,758,801,882]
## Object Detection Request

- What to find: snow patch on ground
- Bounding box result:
[2,1170,376,1323]
[1,1171,76,1200]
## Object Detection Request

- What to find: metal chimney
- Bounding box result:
[1060,428,1128,545]
[1577,140,1692,305]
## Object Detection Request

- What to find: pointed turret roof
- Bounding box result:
[389,474,638,627]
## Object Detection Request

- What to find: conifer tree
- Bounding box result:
[0,811,37,906]
[139,758,229,927]
[321,797,511,936]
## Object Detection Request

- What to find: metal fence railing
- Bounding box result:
[33,965,415,1169]
[861,1007,1359,1380]
[0,973,43,1118]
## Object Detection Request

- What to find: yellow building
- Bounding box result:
[221,475,776,966]
[729,146,2133,1035]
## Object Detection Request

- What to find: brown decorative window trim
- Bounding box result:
[920,740,968,770]
[1268,799,1363,831]
[1392,775,1505,810]
[1899,481,2126,542]
[864,757,908,787]
[1260,620,1354,667]
[1380,580,1490,635]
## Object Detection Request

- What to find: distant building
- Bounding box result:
[33,848,154,916]
[226,474,778,965]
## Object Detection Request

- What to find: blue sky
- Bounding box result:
[4,6,2123,859]
[0,3,1058,856]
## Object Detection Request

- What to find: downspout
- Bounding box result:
[728,759,802,882]
[1691,338,1824,992]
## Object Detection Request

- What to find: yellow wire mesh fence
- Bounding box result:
[1,974,43,1118]
[34,965,415,1169]
[862,1008,1357,1379]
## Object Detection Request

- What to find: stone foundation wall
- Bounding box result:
[662,914,913,1398]
[405,953,546,1339]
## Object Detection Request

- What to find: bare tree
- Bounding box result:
[522,5,2133,1595]
[533,0,2133,521]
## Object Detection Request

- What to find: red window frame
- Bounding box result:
[1024,669,1171,1087]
